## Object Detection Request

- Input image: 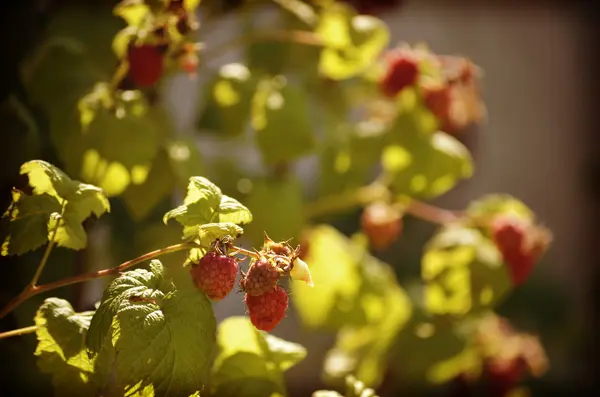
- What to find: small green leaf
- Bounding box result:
[211,317,306,397]
[1,191,61,256]
[197,63,257,137]
[34,298,105,397]
[86,260,216,397]
[218,195,253,225]
[163,176,223,227]
[114,1,151,27]
[466,194,534,223]
[422,225,511,317]
[243,176,304,246]
[316,3,389,80]
[382,131,473,199]
[2,160,110,255]
[252,77,316,165]
[183,222,244,245]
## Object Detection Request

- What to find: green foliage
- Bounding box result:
[86,260,216,397]
[314,375,379,397]
[251,77,316,165]
[243,175,305,246]
[211,317,306,397]
[1,160,110,255]
[34,298,100,397]
[316,3,389,80]
[197,63,257,137]
[163,176,252,240]
[422,225,510,317]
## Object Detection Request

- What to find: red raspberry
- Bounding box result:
[483,357,525,397]
[491,216,548,286]
[360,202,403,251]
[380,50,419,98]
[245,286,289,332]
[240,257,281,296]
[190,251,238,300]
[127,44,164,87]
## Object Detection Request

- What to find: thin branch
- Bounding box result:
[404,200,463,225]
[0,242,198,321]
[0,325,37,340]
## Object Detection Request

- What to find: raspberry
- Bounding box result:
[483,357,525,397]
[190,251,238,300]
[127,44,164,87]
[240,257,281,296]
[490,216,549,286]
[245,286,289,332]
[360,202,403,250]
[380,50,419,98]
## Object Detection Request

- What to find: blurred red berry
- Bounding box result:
[381,50,419,98]
[361,202,403,251]
[127,44,164,87]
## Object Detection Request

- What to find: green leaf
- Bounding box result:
[218,195,253,224]
[211,317,306,397]
[316,3,389,80]
[122,148,176,221]
[163,176,223,227]
[422,225,511,317]
[319,120,387,197]
[183,222,244,245]
[197,63,257,137]
[78,86,160,196]
[114,1,151,27]
[243,176,304,247]
[252,77,316,165]
[86,260,216,397]
[165,138,205,188]
[466,194,534,223]
[34,298,107,397]
[2,160,110,255]
[382,130,473,199]
[292,226,412,335]
[1,191,61,256]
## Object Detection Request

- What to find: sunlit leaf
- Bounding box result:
[382,129,473,199]
[211,317,306,397]
[34,298,109,397]
[122,149,176,221]
[252,77,316,165]
[163,176,223,227]
[243,176,304,247]
[218,195,253,225]
[1,160,110,255]
[183,222,244,245]
[466,194,534,224]
[316,3,389,80]
[422,225,511,317]
[86,260,216,396]
[197,63,257,137]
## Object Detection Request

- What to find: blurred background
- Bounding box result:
[0,0,597,396]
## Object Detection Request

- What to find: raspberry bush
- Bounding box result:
[0,0,553,396]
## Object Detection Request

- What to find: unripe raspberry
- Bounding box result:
[380,50,419,98]
[127,44,164,87]
[190,251,238,300]
[490,216,550,286]
[240,257,282,296]
[361,202,403,251]
[245,285,289,332]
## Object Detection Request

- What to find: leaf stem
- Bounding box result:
[0,325,37,340]
[29,241,56,288]
[201,29,324,62]
[0,242,198,321]
[231,246,260,259]
[404,199,463,224]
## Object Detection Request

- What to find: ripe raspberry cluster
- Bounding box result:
[190,235,312,332]
[379,45,485,136]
